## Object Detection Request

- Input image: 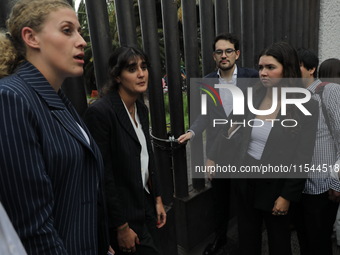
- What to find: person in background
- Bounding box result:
[177,33,258,255]
[318,58,340,83]
[235,42,318,255]
[297,48,319,88]
[318,58,340,250]
[0,0,111,254]
[295,51,340,255]
[84,46,166,255]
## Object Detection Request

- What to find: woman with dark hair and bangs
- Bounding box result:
[84,46,166,255]
[234,41,319,255]
[318,58,340,83]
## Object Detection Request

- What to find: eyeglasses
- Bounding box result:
[214,49,236,56]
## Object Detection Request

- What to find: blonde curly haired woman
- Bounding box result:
[0,0,112,254]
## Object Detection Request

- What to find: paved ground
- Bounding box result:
[180,217,340,255]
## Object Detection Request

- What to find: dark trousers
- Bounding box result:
[293,192,339,255]
[211,178,231,238]
[237,195,292,255]
[236,155,292,255]
[111,192,160,255]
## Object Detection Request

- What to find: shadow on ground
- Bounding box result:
[180,217,340,255]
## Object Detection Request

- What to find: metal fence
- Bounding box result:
[0,0,321,252]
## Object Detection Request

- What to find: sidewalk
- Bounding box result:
[179,217,340,255]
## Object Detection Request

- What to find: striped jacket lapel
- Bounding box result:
[17,62,92,149]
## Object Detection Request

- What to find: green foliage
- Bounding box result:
[77,0,120,93]
[163,92,189,132]
[77,0,191,132]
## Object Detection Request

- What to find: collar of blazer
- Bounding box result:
[16,61,94,151]
[108,90,149,145]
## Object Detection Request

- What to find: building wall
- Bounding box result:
[319,0,340,63]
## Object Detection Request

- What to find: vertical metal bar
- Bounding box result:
[60,0,88,116]
[161,0,188,199]
[241,0,255,68]
[296,0,304,49]
[282,0,290,42]
[85,0,112,90]
[229,0,242,66]
[181,0,205,191]
[254,0,264,59]
[138,0,174,205]
[0,0,12,29]
[302,0,310,48]
[114,0,137,47]
[264,0,274,48]
[229,0,242,35]
[199,0,216,76]
[289,0,298,47]
[273,0,283,42]
[61,77,88,116]
[214,0,229,35]
[309,0,320,53]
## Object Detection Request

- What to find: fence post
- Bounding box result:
[85,0,112,90]
[199,0,216,76]
[138,1,177,254]
[215,0,229,34]
[161,0,188,199]
[114,0,137,47]
[181,0,205,191]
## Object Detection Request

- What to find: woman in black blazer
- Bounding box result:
[235,42,319,255]
[84,47,166,255]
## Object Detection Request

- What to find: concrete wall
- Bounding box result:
[319,0,340,63]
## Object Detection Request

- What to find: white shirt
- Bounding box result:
[247,119,273,160]
[76,123,90,145]
[123,101,150,193]
[217,65,238,117]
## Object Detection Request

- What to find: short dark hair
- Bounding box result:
[101,46,150,95]
[297,48,319,78]
[213,33,240,51]
[318,58,340,81]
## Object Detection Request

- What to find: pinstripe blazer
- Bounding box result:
[0,61,107,255]
[84,90,161,236]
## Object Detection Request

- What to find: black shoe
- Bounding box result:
[202,235,227,255]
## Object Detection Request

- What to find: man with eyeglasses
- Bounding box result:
[178,33,258,255]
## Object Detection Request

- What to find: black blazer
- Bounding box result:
[235,86,319,211]
[84,90,161,235]
[190,67,259,156]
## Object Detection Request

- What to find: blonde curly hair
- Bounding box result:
[0,33,18,78]
[0,0,72,77]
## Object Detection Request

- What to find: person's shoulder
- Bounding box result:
[0,73,30,98]
[323,82,340,93]
[238,67,259,78]
[87,94,113,113]
[136,99,149,114]
[320,83,340,105]
[0,73,22,88]
[204,71,218,78]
